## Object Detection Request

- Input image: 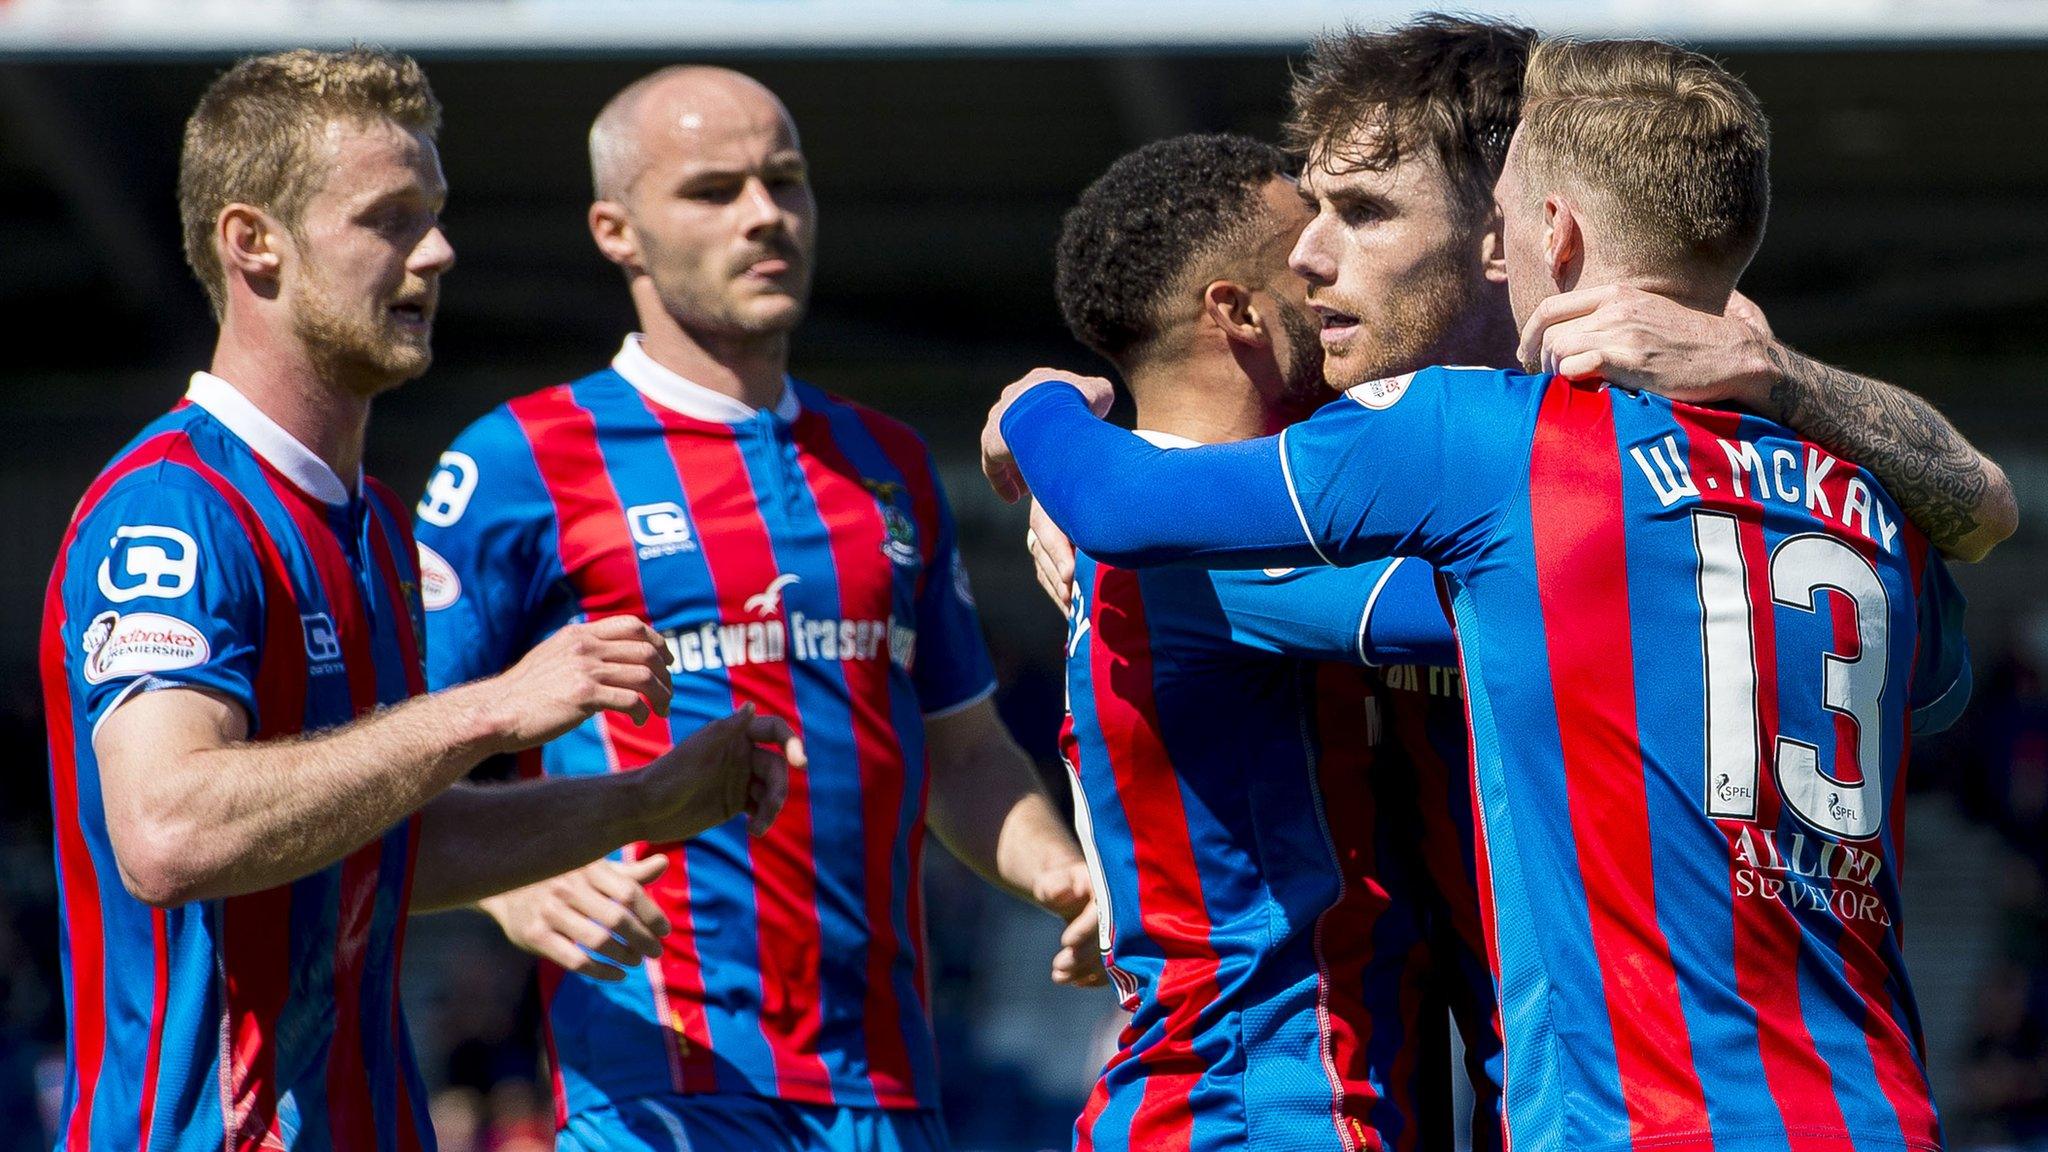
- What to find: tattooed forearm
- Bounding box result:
[1758,342,2015,560]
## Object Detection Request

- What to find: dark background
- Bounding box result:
[3,44,2047,1150]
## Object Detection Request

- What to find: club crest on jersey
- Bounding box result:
[627,501,698,559]
[880,506,920,567]
[417,543,460,611]
[862,478,920,567]
[81,610,211,684]
[1347,371,1415,411]
[418,451,478,528]
[97,524,199,603]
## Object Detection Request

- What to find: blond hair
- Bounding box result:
[1517,38,1769,278]
[178,47,441,318]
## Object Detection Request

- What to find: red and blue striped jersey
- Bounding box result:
[999,367,1972,1152]
[40,373,433,1152]
[416,337,996,1120]
[1060,426,1465,1152]
[1373,660,1505,1152]
[1277,368,1973,1152]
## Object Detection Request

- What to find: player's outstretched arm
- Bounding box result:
[924,698,1106,988]
[983,374,1319,569]
[97,615,674,908]
[1519,285,2019,561]
[408,704,801,913]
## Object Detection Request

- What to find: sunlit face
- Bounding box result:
[286,117,453,395]
[1288,127,1495,389]
[1495,126,1554,355]
[1247,176,1327,405]
[616,80,817,340]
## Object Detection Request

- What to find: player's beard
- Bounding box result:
[291,265,433,396]
[1318,239,1492,391]
[1273,295,1329,406]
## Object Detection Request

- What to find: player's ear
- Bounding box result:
[1544,195,1582,289]
[589,200,642,272]
[1201,280,1270,349]
[218,203,284,290]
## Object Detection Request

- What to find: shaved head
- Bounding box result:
[588,65,797,201]
[584,64,815,346]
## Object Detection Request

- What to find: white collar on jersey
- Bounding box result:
[612,334,801,425]
[1134,428,1205,450]
[184,372,357,506]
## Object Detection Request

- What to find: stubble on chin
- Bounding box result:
[1273,297,1330,404]
[292,288,431,395]
[650,273,807,343]
[1321,243,1488,390]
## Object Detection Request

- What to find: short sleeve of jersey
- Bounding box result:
[415,407,561,691]
[912,461,998,717]
[66,471,266,731]
[1279,366,1546,576]
[1908,550,1971,735]
[1193,557,1455,667]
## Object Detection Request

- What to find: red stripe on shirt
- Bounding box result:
[42,433,184,1150]
[791,410,922,1106]
[158,440,308,1152]
[1677,406,1849,1148]
[648,400,834,1099]
[258,462,384,1149]
[507,387,718,1093]
[1088,564,1218,1152]
[852,409,947,1016]
[390,809,427,1152]
[366,479,433,1151]
[1528,381,1707,1142]
[1803,449,1939,1148]
[1309,664,1392,1151]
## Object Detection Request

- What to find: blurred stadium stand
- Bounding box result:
[1,32,2045,1152]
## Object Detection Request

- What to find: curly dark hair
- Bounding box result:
[1286,14,1536,224]
[1054,133,1293,364]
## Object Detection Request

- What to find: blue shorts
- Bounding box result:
[556,1094,952,1152]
